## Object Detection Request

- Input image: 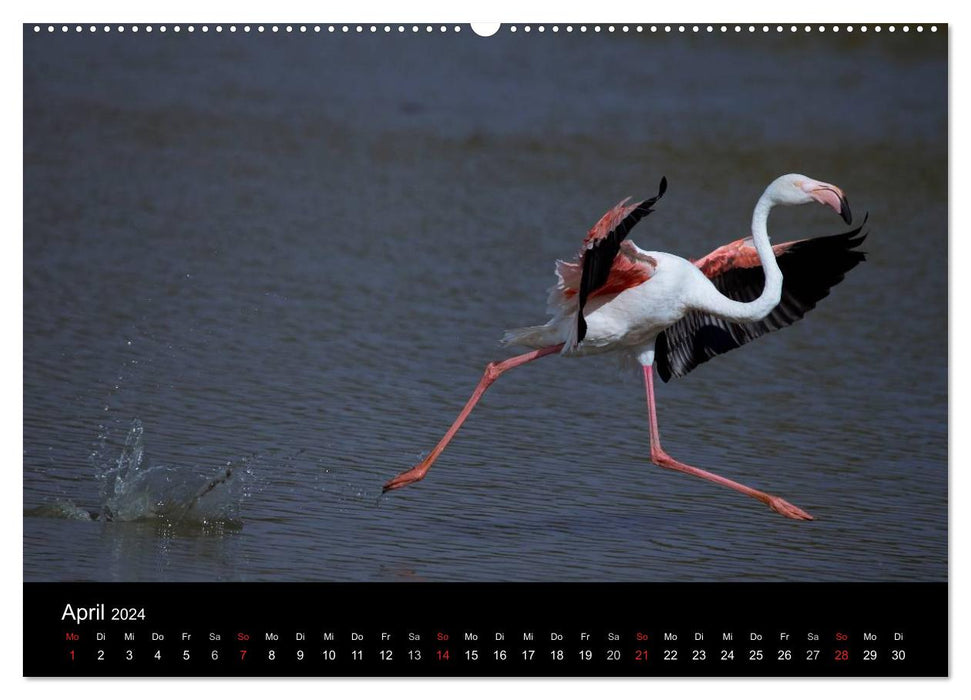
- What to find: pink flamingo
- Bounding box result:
[383,174,865,520]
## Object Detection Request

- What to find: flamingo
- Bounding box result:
[383,174,865,520]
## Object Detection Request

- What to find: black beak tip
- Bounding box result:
[839,196,852,225]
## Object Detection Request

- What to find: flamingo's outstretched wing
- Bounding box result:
[577,177,667,343]
[655,219,868,382]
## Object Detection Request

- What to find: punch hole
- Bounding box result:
[471,24,498,36]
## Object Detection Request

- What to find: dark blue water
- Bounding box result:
[23,26,947,581]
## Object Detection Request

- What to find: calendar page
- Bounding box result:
[22,19,947,677]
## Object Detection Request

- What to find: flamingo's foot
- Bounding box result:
[382,465,428,493]
[649,448,814,521]
[766,495,814,521]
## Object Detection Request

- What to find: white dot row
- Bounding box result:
[32,25,463,33]
[32,24,939,35]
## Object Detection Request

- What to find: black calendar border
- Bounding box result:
[24,581,947,677]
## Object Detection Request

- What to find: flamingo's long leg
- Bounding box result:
[383,343,565,493]
[642,365,814,521]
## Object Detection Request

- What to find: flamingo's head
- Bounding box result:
[769,173,852,225]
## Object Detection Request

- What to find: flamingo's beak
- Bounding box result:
[809,185,852,225]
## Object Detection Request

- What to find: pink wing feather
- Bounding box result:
[693,237,801,278]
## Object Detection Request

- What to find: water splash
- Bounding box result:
[102,419,245,527]
[29,419,246,530]
[23,500,99,521]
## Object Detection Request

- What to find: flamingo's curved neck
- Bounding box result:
[692,191,783,323]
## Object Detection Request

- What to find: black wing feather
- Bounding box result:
[655,222,868,382]
[577,176,667,343]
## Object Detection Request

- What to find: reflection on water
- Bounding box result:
[23,27,947,581]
